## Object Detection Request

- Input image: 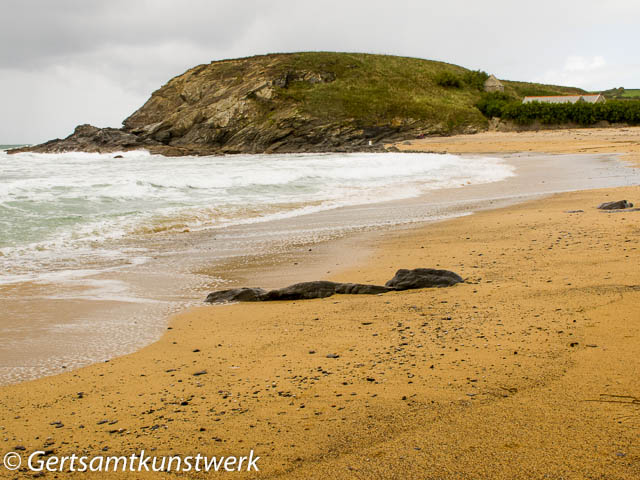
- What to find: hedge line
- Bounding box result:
[476,93,640,125]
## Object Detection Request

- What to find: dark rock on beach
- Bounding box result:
[597,200,634,210]
[385,268,464,290]
[205,288,267,304]
[260,281,342,301]
[260,281,391,301]
[205,268,461,304]
[599,207,640,213]
[334,283,391,295]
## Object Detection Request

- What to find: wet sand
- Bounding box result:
[1,129,639,478]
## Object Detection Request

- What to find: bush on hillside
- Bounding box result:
[462,70,489,90]
[435,71,462,88]
[475,92,514,118]
[477,98,640,125]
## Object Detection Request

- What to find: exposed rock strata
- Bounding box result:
[12,125,157,155]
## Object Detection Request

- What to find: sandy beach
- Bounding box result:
[393,126,640,167]
[1,128,639,479]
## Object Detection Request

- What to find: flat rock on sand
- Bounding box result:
[205,287,267,303]
[205,269,462,303]
[206,281,393,303]
[385,268,464,289]
[597,199,634,210]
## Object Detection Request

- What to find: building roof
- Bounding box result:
[484,74,503,86]
[522,94,604,104]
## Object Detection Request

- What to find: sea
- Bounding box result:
[0,149,514,286]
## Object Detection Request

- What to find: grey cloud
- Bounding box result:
[1,0,266,68]
[1,0,639,143]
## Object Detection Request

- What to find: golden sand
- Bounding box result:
[392,126,640,166]
[1,129,639,479]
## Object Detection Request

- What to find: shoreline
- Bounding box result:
[1,128,639,478]
[2,151,636,386]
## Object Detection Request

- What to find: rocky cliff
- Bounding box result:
[11,52,578,156]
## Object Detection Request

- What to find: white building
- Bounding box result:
[522,94,605,104]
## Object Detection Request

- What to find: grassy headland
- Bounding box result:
[13,52,589,155]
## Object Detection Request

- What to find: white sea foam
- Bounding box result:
[0,150,515,284]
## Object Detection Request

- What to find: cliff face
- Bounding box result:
[121,54,378,154]
[15,52,496,156]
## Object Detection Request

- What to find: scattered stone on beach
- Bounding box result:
[597,200,634,210]
[205,288,267,304]
[385,268,464,290]
[204,268,462,303]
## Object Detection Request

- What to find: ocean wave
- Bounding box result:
[0,151,515,284]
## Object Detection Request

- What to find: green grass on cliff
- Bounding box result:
[501,80,585,98]
[601,87,640,100]
[273,52,486,132]
[254,52,583,133]
[126,52,589,142]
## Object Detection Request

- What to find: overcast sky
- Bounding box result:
[1,0,639,143]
